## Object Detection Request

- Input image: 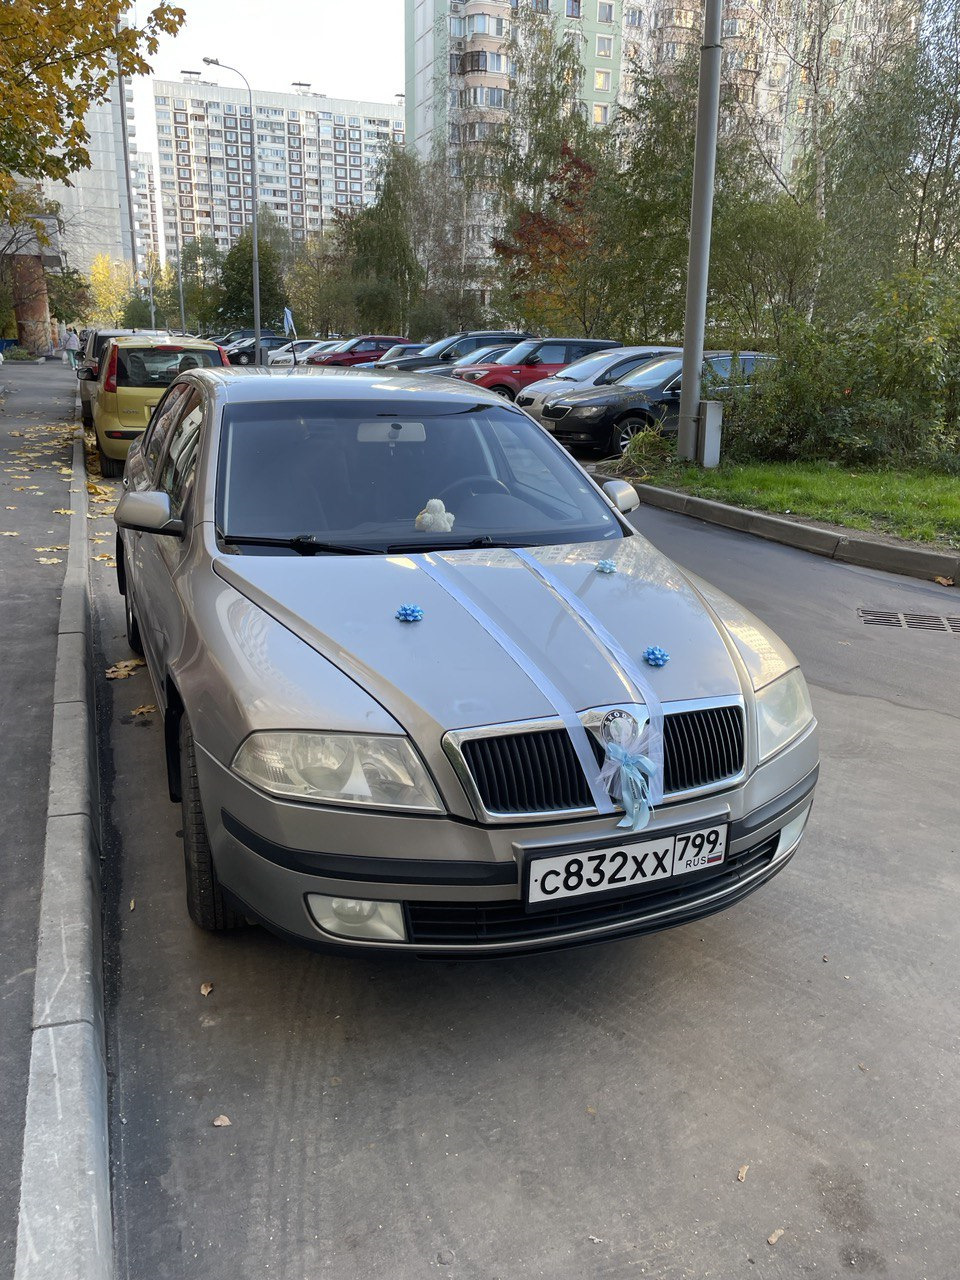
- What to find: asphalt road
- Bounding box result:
[95,494,960,1280]
[0,363,77,1278]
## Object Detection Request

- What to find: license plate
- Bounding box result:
[526,823,728,906]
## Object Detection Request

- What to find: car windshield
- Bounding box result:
[416,336,461,359]
[453,345,504,367]
[217,399,625,551]
[116,346,220,387]
[495,340,538,365]
[616,356,684,388]
[380,344,415,361]
[555,351,626,382]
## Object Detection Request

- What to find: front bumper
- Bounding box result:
[196,732,818,957]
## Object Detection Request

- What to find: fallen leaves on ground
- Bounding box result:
[130,899,135,911]
[93,553,116,565]
[935,576,954,587]
[767,1229,784,1246]
[36,557,62,565]
[52,508,74,516]
[5,506,16,510]
[1,531,19,536]
[35,545,68,552]
[212,1115,232,1128]
[131,704,156,716]
[105,658,145,680]
[738,1165,749,1182]
[200,982,214,997]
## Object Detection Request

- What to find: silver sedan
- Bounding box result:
[516,345,682,425]
[114,368,818,956]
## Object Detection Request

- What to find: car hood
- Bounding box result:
[522,375,580,398]
[212,537,744,743]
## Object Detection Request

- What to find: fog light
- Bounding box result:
[307,894,407,942]
[777,803,812,854]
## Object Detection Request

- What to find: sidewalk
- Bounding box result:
[0,365,80,1278]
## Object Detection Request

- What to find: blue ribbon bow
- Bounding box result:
[598,743,657,832]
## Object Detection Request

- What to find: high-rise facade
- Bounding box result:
[130,151,162,263]
[43,75,136,274]
[152,76,405,258]
[405,0,912,176]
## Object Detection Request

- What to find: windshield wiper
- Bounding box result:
[221,533,379,555]
[386,535,525,553]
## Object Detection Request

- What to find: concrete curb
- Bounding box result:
[14,434,112,1279]
[634,483,960,584]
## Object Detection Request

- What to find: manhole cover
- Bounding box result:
[858,608,960,632]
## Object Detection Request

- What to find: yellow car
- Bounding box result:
[89,335,228,476]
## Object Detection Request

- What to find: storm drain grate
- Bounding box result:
[858,608,960,632]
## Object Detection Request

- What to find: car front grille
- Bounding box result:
[542,404,570,420]
[458,704,744,817]
[405,832,778,946]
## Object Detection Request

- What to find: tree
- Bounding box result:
[88,254,132,325]
[45,266,91,323]
[0,0,185,223]
[285,231,356,337]
[219,223,286,328]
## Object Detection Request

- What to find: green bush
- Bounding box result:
[721,272,960,466]
[615,428,674,476]
[3,346,39,361]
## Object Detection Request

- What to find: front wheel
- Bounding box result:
[237,352,251,365]
[180,717,244,931]
[489,385,515,400]
[612,415,652,456]
[123,574,143,655]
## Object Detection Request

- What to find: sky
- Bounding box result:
[130,0,406,151]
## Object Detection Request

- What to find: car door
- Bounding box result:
[130,387,203,682]
[520,341,569,389]
[125,382,190,494]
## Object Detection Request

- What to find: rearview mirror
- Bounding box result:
[77,365,97,381]
[602,479,640,514]
[524,354,541,366]
[114,490,184,537]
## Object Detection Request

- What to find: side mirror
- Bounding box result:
[114,490,184,538]
[78,365,97,381]
[602,479,640,514]
[524,354,541,366]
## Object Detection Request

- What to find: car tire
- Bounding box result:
[98,442,124,477]
[489,385,515,400]
[81,405,93,428]
[123,574,144,656]
[613,415,652,456]
[237,353,251,365]
[180,717,244,932]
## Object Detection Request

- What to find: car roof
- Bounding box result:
[180,366,525,405]
[109,335,220,350]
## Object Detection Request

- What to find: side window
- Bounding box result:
[536,343,568,364]
[143,383,190,478]
[158,392,204,510]
[566,344,593,363]
[706,356,732,383]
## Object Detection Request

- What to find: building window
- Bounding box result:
[593,103,609,125]
[722,17,738,37]
[595,70,611,91]
[597,34,613,56]
[625,5,642,25]
[533,0,549,12]
[598,1,614,20]
[566,0,581,14]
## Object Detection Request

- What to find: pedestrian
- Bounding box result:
[63,328,80,370]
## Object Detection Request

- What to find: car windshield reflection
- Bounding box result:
[216,400,625,553]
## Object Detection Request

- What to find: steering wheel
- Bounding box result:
[436,475,510,505]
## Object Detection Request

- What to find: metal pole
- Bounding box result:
[676,0,723,461]
[205,58,261,364]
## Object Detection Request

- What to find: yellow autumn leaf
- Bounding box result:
[37,557,62,565]
[52,509,74,516]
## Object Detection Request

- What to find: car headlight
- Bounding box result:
[232,731,444,812]
[570,404,606,417]
[460,370,486,381]
[755,668,814,762]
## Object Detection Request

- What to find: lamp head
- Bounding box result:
[203,56,219,66]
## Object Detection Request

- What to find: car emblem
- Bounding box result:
[599,708,645,750]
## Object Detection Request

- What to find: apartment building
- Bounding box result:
[406,0,912,175]
[152,76,405,258]
[44,75,136,273]
[130,151,162,263]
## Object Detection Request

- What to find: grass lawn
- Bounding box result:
[639,461,960,548]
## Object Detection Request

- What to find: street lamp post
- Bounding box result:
[203,56,261,364]
[676,0,723,461]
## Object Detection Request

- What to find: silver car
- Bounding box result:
[114,368,818,956]
[516,345,682,425]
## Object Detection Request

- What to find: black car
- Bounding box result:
[226,335,290,365]
[378,330,533,372]
[210,327,277,346]
[542,351,775,455]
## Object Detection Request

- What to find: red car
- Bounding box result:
[307,336,411,367]
[450,337,621,400]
